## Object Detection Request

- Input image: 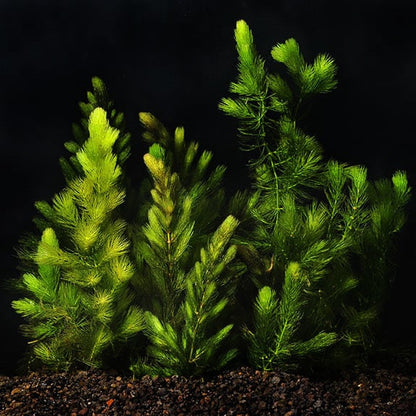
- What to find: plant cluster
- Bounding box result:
[10,20,410,376]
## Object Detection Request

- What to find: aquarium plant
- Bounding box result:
[129,115,241,376]
[220,20,410,370]
[9,19,410,377]
[11,108,144,371]
[60,76,131,184]
[15,77,131,275]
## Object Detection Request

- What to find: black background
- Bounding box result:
[1,0,415,375]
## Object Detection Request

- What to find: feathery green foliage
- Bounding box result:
[10,19,411,377]
[15,77,132,276]
[136,113,226,235]
[221,20,410,370]
[60,76,131,184]
[131,214,239,376]
[243,264,336,371]
[12,108,144,371]
[129,117,241,376]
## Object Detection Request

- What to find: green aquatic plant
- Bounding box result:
[60,76,131,184]
[16,77,131,274]
[220,20,410,370]
[9,19,410,377]
[129,115,241,376]
[12,108,144,371]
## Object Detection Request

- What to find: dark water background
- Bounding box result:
[1,0,415,375]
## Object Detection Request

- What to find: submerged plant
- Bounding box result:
[60,76,131,184]
[17,77,131,273]
[220,20,410,370]
[130,116,240,376]
[12,108,144,371]
[9,19,410,377]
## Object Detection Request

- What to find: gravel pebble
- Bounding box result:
[0,355,415,415]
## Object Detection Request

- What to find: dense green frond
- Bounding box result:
[299,55,337,95]
[218,97,253,120]
[12,298,44,319]
[148,142,166,161]
[117,306,145,339]
[35,230,69,266]
[72,220,100,252]
[233,19,267,95]
[13,107,140,372]
[84,326,114,366]
[243,285,279,367]
[246,262,339,371]
[143,312,184,357]
[271,38,305,75]
[291,331,337,356]
[139,112,170,148]
[32,342,68,370]
[300,240,333,282]
[64,140,80,154]
[91,290,114,325]
[392,170,410,203]
[207,215,239,261]
[136,208,239,375]
[342,165,369,236]
[324,160,348,233]
[101,233,130,262]
[26,322,60,340]
[194,150,213,181]
[271,40,337,96]
[56,282,82,311]
[34,201,56,225]
[60,76,131,186]
[267,73,293,103]
[311,53,338,93]
[109,255,135,283]
[276,262,304,337]
[21,273,55,303]
[52,190,79,228]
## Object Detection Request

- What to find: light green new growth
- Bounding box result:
[12,108,144,371]
[60,76,131,184]
[16,77,132,275]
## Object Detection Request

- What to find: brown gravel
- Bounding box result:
[0,355,415,416]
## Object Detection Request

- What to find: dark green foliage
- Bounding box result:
[243,272,336,371]
[220,20,410,370]
[136,113,226,239]
[131,214,239,376]
[129,117,241,376]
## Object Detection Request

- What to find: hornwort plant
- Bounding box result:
[220,20,410,371]
[9,20,410,376]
